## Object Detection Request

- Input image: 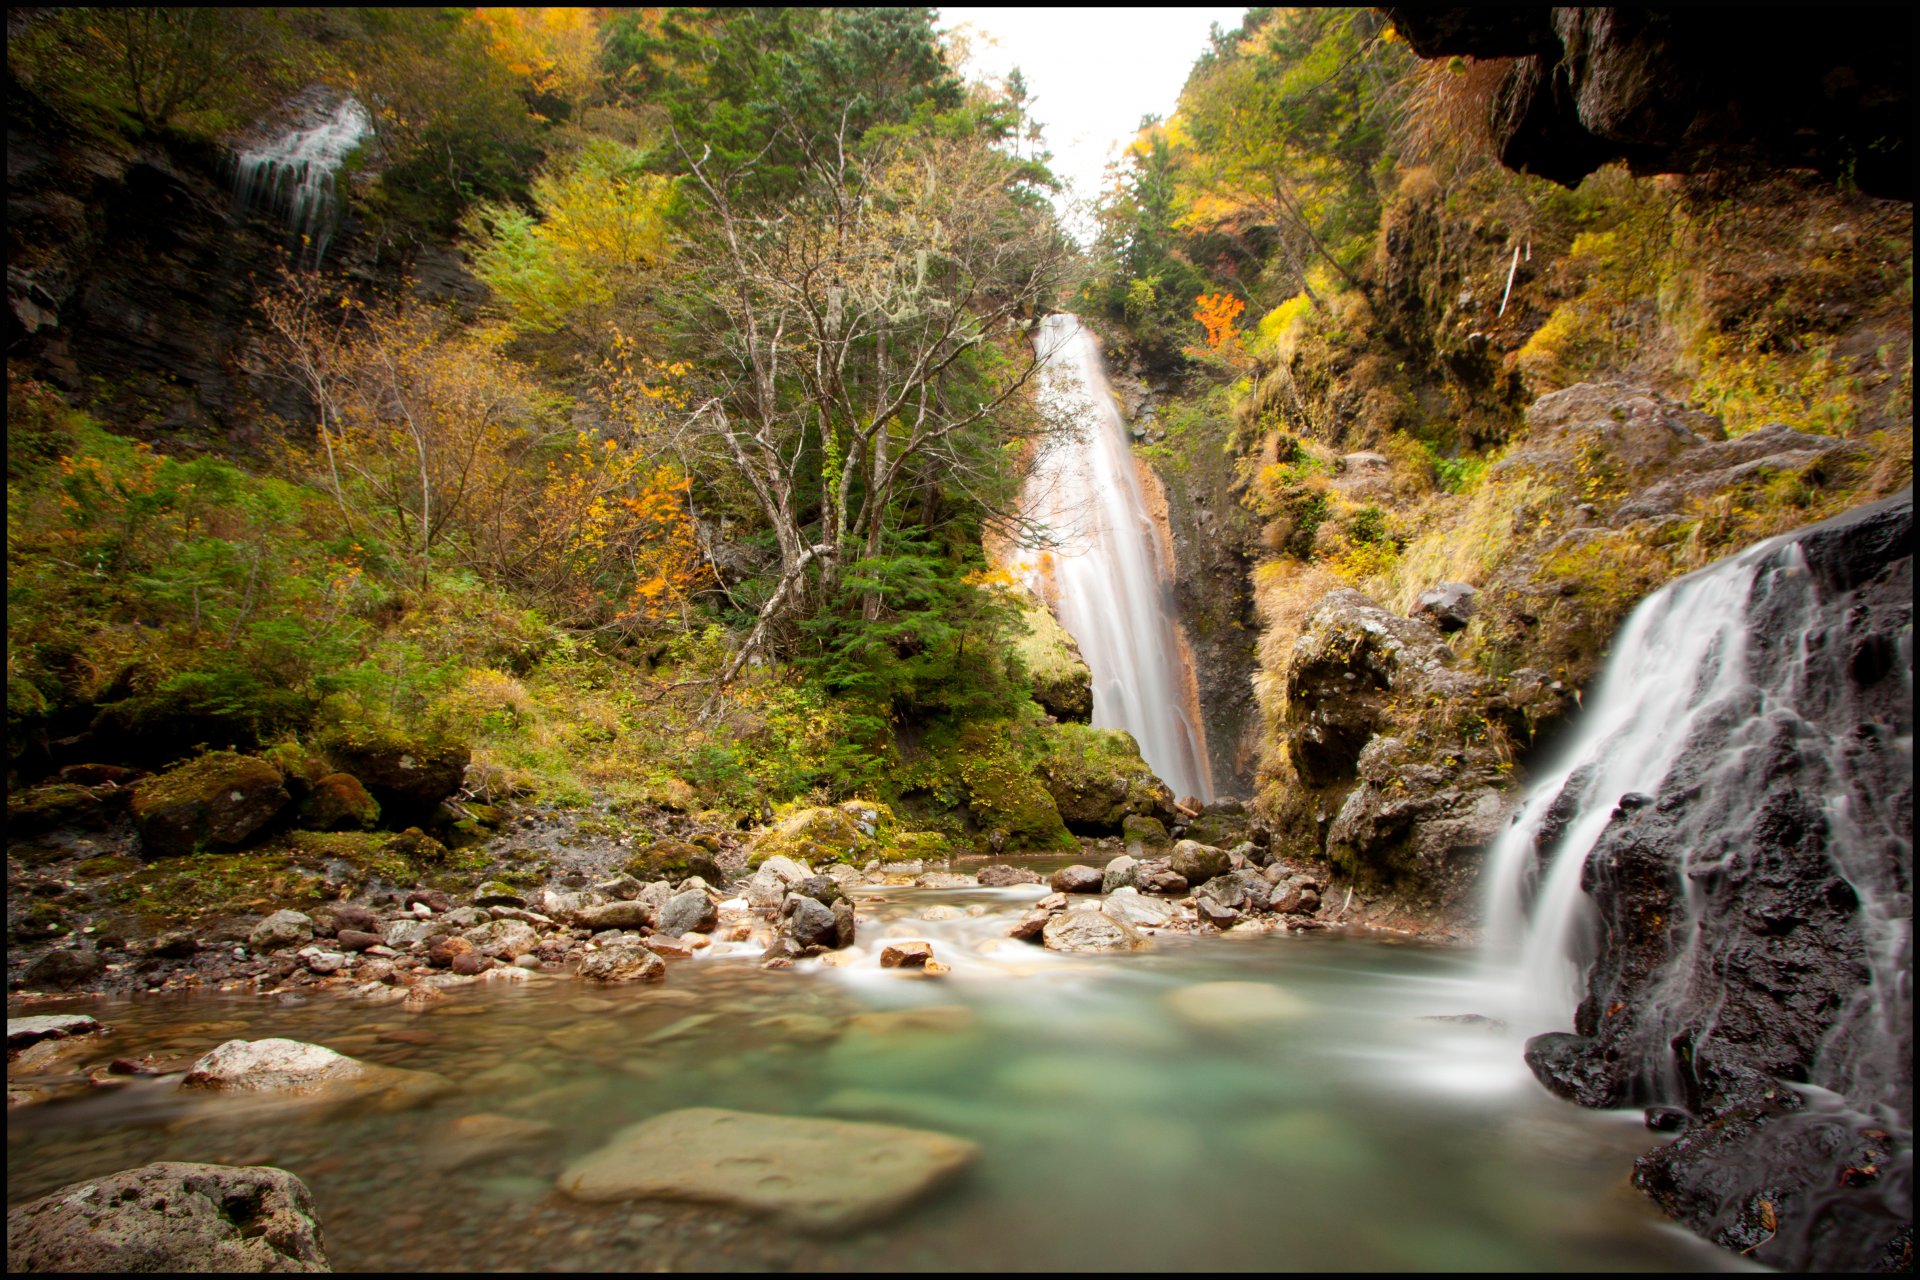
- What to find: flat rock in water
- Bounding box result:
[1164,981,1308,1032]
[1042,909,1149,953]
[1049,864,1105,894]
[976,864,1042,887]
[1101,888,1173,929]
[6,1161,329,1271]
[555,1107,977,1233]
[8,1014,105,1050]
[426,1112,557,1172]
[181,1037,452,1112]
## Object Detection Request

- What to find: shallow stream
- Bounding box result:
[8,875,1752,1272]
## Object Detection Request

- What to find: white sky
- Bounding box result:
[938,7,1248,237]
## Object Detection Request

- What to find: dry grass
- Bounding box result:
[1392,55,1514,178]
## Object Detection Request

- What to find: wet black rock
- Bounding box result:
[780,895,838,950]
[25,948,106,990]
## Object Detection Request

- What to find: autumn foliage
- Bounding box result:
[1194,292,1247,349]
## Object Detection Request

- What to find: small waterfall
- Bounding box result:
[231,88,371,264]
[1481,493,1912,1124]
[1016,314,1213,804]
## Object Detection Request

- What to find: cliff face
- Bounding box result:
[1385,7,1912,200]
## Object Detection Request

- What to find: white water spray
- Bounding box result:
[232,89,371,264]
[1016,315,1212,803]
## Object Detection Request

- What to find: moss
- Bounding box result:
[6,784,108,835]
[1011,593,1093,723]
[129,751,289,857]
[14,901,72,941]
[880,830,953,862]
[74,853,139,878]
[1035,723,1173,832]
[951,723,1072,851]
[298,772,381,832]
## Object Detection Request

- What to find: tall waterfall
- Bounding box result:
[1481,493,1912,1125]
[232,88,371,264]
[1016,314,1213,803]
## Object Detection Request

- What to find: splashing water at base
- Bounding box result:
[231,88,371,264]
[1016,315,1212,803]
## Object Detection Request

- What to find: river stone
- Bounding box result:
[1169,840,1229,884]
[25,949,106,990]
[1008,908,1052,942]
[182,1038,452,1111]
[8,1014,105,1050]
[1101,855,1140,893]
[658,889,718,938]
[792,875,844,906]
[1049,864,1104,894]
[781,894,839,949]
[1134,861,1187,896]
[578,943,666,983]
[880,941,936,969]
[914,872,975,889]
[555,1107,978,1233]
[249,911,314,951]
[1165,981,1309,1032]
[1101,887,1173,929]
[1042,910,1149,953]
[1194,898,1241,928]
[464,918,539,959]
[5,1161,329,1272]
[572,901,654,932]
[758,855,812,888]
[312,902,378,936]
[426,1113,557,1173]
[437,906,489,930]
[473,881,524,908]
[832,897,857,948]
[976,864,1043,887]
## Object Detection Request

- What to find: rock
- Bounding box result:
[426,1113,556,1173]
[1100,887,1173,929]
[748,806,882,869]
[25,949,106,990]
[299,948,350,976]
[1035,723,1175,830]
[1194,898,1241,929]
[472,882,524,909]
[1048,864,1105,894]
[791,875,844,906]
[297,772,379,832]
[383,919,444,951]
[1193,874,1251,912]
[1101,854,1140,893]
[403,889,453,913]
[555,1107,978,1233]
[249,911,314,951]
[976,864,1043,887]
[642,935,693,960]
[1042,910,1149,953]
[8,1014,104,1050]
[450,951,492,977]
[831,898,857,949]
[1122,814,1171,854]
[1165,981,1308,1032]
[913,872,975,890]
[436,906,489,929]
[578,944,666,984]
[1134,861,1188,896]
[571,901,654,932]
[5,1162,329,1271]
[182,1038,451,1111]
[1008,909,1052,942]
[591,874,643,901]
[426,936,476,969]
[7,784,112,836]
[130,752,289,858]
[1015,589,1094,722]
[1168,840,1229,884]
[780,895,839,950]
[463,919,539,959]
[880,941,935,969]
[313,903,377,935]
[326,734,468,825]
[657,889,718,938]
[1411,582,1478,632]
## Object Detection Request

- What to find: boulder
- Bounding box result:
[1121,814,1171,854]
[249,911,314,951]
[1035,723,1175,831]
[312,903,377,936]
[1411,582,1478,632]
[555,1107,978,1233]
[7,1014,104,1051]
[472,882,524,908]
[1134,861,1188,896]
[577,944,666,984]
[462,918,539,959]
[182,1038,451,1112]
[976,864,1043,887]
[6,1162,329,1272]
[296,773,378,832]
[1015,591,1094,723]
[571,901,654,932]
[657,889,718,938]
[7,784,112,836]
[24,948,105,990]
[791,875,844,906]
[780,895,839,950]
[324,734,468,825]
[831,898,857,948]
[1168,840,1229,884]
[748,806,875,868]
[1101,887,1173,929]
[1101,855,1140,893]
[130,752,289,858]
[1048,865,1104,894]
[1042,910,1150,953]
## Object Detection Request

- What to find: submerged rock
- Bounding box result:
[1165,981,1308,1032]
[7,1014,105,1051]
[6,1162,330,1272]
[182,1038,451,1112]
[555,1107,978,1233]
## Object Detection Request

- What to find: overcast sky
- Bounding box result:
[938,7,1248,237]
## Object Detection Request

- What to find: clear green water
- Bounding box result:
[7,884,1753,1272]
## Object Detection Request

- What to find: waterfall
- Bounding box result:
[1016,314,1213,804]
[232,88,371,264]
[1481,492,1912,1124]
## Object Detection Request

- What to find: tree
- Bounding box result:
[661,115,1070,683]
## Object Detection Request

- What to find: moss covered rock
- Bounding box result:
[626,839,721,882]
[323,730,469,825]
[1035,723,1175,834]
[747,807,867,868]
[6,784,112,835]
[882,830,953,862]
[1014,591,1093,723]
[129,752,289,858]
[953,725,1072,852]
[298,773,380,832]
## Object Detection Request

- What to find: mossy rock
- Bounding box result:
[1122,814,1171,852]
[298,773,381,832]
[625,839,719,882]
[129,752,289,859]
[261,742,332,798]
[1014,592,1093,723]
[881,830,953,862]
[951,725,1072,852]
[321,729,470,825]
[6,784,112,836]
[745,802,894,868]
[1035,723,1176,833]
[1183,811,1253,849]
[13,901,72,941]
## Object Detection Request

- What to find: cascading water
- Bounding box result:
[1480,492,1912,1132]
[231,88,371,264]
[1017,314,1212,803]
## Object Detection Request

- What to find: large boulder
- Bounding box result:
[6,1162,329,1272]
[748,804,879,868]
[1042,909,1150,953]
[656,889,717,938]
[296,773,378,832]
[1168,840,1229,885]
[323,732,468,826]
[130,752,289,858]
[1014,591,1093,723]
[1035,723,1175,832]
[555,1107,977,1233]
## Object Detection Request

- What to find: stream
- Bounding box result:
[7,862,1749,1273]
